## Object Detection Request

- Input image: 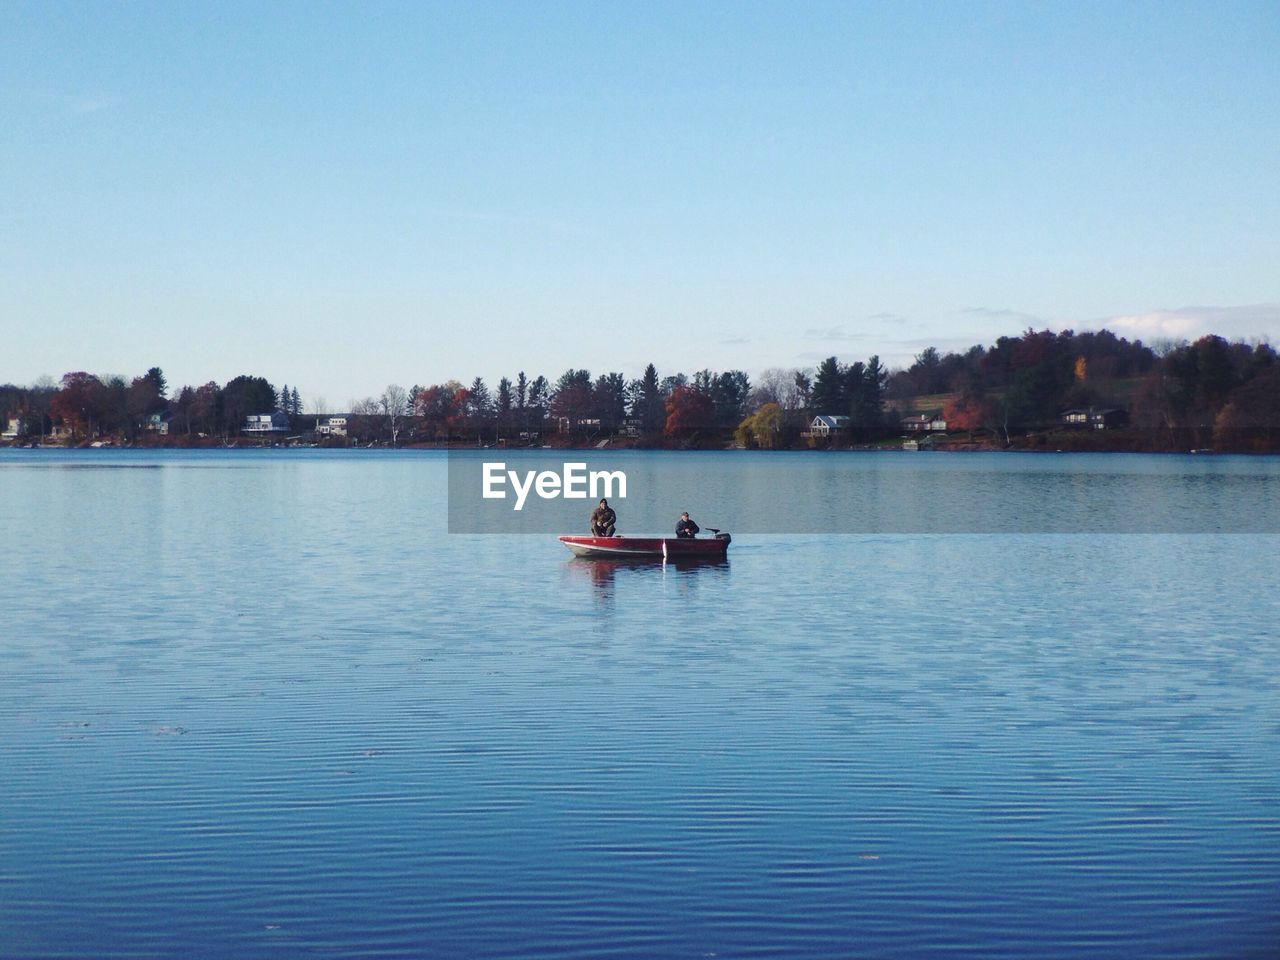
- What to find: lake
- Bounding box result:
[2,449,1277,959]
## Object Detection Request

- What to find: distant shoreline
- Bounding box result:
[2,438,1268,456]
[7,328,1278,455]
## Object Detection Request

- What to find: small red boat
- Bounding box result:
[559,531,731,560]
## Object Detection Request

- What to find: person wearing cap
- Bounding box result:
[590,499,617,537]
[675,511,699,539]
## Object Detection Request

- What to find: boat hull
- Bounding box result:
[559,534,731,560]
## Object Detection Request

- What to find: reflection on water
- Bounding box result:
[1,450,1278,960]
[564,556,731,586]
[563,557,732,614]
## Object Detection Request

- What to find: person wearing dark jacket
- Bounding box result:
[590,499,617,537]
[675,511,699,538]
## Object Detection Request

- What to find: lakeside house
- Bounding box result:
[901,413,947,433]
[1063,407,1129,430]
[2,417,25,439]
[315,416,348,437]
[243,412,291,434]
[806,415,849,437]
[557,416,602,434]
[146,412,171,435]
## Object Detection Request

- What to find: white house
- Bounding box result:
[243,412,291,434]
[146,412,171,435]
[901,414,947,433]
[557,416,601,434]
[1062,407,1128,430]
[315,416,348,437]
[1062,408,1090,425]
[2,416,25,439]
[807,415,849,436]
[901,414,929,432]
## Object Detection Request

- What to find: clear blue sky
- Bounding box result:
[3,0,1277,405]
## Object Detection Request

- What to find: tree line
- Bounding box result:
[0,370,300,442]
[2,326,1278,450]
[382,366,755,446]
[912,329,1280,450]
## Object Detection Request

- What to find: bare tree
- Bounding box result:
[1150,337,1189,358]
[380,384,408,447]
[349,397,381,444]
[751,367,809,411]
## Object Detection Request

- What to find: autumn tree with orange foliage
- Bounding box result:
[1213,365,1280,451]
[664,385,715,444]
[50,372,108,440]
[943,395,1002,441]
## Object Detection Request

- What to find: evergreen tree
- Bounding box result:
[911,347,944,394]
[143,367,167,398]
[810,357,844,414]
[515,371,528,409]
[843,361,866,428]
[860,355,887,428]
[468,377,493,419]
[711,371,751,427]
[497,377,512,413]
[550,370,593,433]
[529,373,550,412]
[639,363,662,432]
[625,378,644,418]
[525,375,549,436]
[593,373,627,431]
[291,387,302,417]
[793,370,812,409]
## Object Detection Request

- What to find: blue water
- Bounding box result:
[2,450,1277,959]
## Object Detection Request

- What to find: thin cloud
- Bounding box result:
[962,306,1042,326]
[795,351,841,362]
[794,349,881,363]
[1103,303,1280,341]
[886,336,985,352]
[799,336,981,368]
[718,336,751,345]
[803,325,862,341]
[23,91,124,117]
[69,94,123,115]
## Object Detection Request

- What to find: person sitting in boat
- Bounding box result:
[590,499,616,537]
[675,511,699,538]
